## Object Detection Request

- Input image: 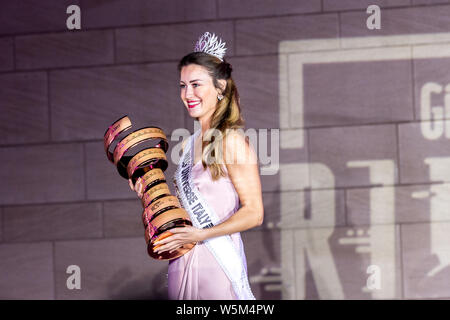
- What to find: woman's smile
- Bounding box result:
[187,100,201,108]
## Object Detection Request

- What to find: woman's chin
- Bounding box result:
[187,108,202,118]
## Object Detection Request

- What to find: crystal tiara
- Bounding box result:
[194,32,227,61]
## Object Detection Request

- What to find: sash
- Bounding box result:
[173,130,255,300]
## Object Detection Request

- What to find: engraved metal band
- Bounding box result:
[142,195,181,227]
[142,182,171,208]
[113,127,168,166]
[140,168,166,193]
[126,147,167,179]
[145,208,190,240]
[104,115,132,162]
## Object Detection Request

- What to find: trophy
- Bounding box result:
[103,115,196,260]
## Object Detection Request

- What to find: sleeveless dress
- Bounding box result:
[167,161,250,300]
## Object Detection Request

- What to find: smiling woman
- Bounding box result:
[180,64,223,123]
[131,32,263,300]
[178,49,245,180]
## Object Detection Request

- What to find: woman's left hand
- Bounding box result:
[153,226,206,254]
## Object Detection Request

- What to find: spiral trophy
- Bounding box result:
[103,115,196,260]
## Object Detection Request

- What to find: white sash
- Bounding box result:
[173,130,255,300]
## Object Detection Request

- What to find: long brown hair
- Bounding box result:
[178,52,244,180]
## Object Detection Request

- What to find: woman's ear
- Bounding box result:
[217,79,227,93]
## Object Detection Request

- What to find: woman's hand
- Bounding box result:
[128,177,144,199]
[153,226,206,254]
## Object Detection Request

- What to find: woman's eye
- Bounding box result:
[179,83,199,89]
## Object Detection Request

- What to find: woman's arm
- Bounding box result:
[153,130,264,254]
[203,129,264,235]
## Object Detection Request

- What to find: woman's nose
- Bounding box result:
[184,85,194,99]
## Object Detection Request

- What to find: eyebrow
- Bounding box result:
[179,79,203,84]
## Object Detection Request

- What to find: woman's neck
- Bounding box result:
[198,116,212,136]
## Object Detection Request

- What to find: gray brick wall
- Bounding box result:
[1,0,450,300]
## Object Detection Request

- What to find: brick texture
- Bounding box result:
[341,5,450,37]
[50,63,183,142]
[0,242,54,299]
[0,72,49,145]
[323,0,410,11]
[309,125,398,188]
[103,200,143,238]
[54,237,168,299]
[116,21,234,64]
[0,38,14,71]
[80,0,216,29]
[16,30,114,70]
[399,122,450,184]
[3,202,102,242]
[402,222,450,298]
[0,208,3,242]
[236,14,339,56]
[303,60,413,127]
[413,57,450,121]
[0,0,80,36]
[0,143,85,205]
[218,0,321,18]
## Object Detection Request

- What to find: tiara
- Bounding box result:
[194,32,227,61]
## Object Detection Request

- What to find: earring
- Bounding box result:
[217,94,224,101]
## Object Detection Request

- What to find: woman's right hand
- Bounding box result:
[128,177,144,199]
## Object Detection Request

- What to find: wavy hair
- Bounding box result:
[178,52,244,180]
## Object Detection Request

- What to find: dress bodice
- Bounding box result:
[190,162,240,224]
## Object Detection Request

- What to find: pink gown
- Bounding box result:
[167,161,249,300]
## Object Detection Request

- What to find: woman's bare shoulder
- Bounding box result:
[223,129,257,166]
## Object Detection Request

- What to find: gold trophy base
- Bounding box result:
[148,240,196,260]
[146,220,196,260]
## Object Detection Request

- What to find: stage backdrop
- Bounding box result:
[1,0,450,299]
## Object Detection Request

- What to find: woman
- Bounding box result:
[130,32,263,300]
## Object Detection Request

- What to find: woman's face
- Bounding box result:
[180,64,221,121]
